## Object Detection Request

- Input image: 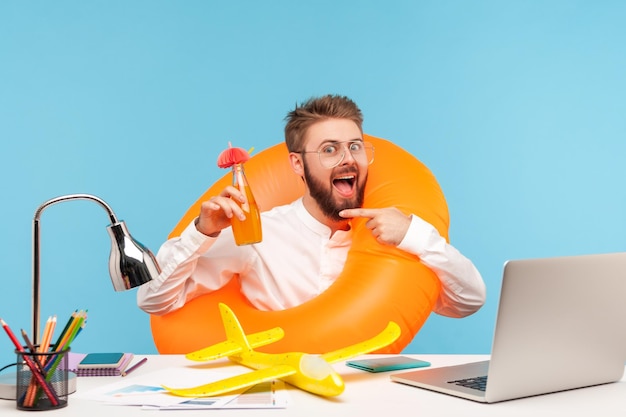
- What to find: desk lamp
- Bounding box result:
[31,193,161,344]
[0,193,160,401]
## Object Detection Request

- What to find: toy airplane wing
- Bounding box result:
[321,321,401,364]
[163,365,296,398]
[186,327,285,361]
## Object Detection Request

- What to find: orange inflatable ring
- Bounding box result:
[150,135,448,354]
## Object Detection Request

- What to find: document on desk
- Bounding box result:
[73,367,289,409]
[144,379,287,410]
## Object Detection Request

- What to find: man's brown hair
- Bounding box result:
[284,95,363,152]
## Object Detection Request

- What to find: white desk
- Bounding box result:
[1,354,624,416]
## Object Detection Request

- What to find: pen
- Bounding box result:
[122,357,148,377]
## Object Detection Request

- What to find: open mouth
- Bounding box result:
[332,174,356,197]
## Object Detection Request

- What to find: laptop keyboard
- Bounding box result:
[447,376,488,391]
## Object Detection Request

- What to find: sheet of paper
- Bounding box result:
[73,366,288,409]
[142,380,288,410]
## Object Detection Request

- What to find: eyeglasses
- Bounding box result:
[298,140,375,169]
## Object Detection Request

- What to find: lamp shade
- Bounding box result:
[107,221,160,291]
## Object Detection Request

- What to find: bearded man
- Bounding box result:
[138,95,485,318]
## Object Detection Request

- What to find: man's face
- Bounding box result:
[300,119,368,221]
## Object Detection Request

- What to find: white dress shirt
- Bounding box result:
[138,198,486,318]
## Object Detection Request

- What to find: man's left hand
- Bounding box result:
[339,207,411,246]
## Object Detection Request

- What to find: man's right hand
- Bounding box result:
[195,185,247,237]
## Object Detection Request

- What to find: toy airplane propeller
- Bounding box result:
[162,303,401,397]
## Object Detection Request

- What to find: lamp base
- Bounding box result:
[0,371,77,400]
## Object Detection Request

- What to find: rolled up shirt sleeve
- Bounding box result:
[137,219,228,315]
[397,215,486,318]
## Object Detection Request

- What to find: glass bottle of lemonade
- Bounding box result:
[230,162,262,245]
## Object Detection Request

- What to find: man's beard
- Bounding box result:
[303,162,367,222]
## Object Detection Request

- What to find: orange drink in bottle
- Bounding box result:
[231,163,262,245]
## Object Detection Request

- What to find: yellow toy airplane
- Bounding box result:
[162,303,401,397]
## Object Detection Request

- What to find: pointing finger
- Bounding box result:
[339,208,378,219]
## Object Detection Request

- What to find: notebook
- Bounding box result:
[66,352,134,377]
[391,252,626,403]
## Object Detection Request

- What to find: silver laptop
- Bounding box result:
[391,252,626,403]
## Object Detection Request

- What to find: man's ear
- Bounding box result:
[289,152,305,177]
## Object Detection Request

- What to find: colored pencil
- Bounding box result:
[20,329,40,407]
[21,329,46,374]
[1,318,59,406]
[21,327,51,407]
[121,357,148,377]
[35,310,86,407]
[50,310,77,352]
[39,315,56,357]
[45,310,87,374]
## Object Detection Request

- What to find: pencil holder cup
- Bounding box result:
[15,346,70,411]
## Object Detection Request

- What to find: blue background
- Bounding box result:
[1,1,625,368]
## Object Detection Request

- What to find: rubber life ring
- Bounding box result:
[150,135,448,354]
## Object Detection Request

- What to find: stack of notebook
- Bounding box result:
[66,352,134,377]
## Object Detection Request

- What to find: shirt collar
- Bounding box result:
[293,198,351,242]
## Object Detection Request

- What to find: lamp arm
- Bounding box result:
[31,193,159,344]
[34,193,119,224]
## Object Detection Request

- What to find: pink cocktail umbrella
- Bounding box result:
[217,142,251,168]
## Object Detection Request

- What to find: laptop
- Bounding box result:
[391,252,626,403]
